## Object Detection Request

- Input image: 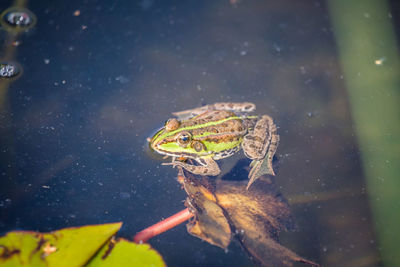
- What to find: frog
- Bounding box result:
[149,102,279,189]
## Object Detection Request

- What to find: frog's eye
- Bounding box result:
[165,118,180,132]
[176,131,191,147]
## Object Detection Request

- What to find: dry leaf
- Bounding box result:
[178,166,320,267]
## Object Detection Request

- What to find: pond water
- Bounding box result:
[1,0,399,266]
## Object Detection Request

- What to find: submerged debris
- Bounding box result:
[178,165,321,267]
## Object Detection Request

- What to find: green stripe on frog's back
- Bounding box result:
[156,134,243,157]
[202,135,243,153]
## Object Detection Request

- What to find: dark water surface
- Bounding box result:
[1,0,398,266]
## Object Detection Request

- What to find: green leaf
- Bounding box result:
[0,222,122,267]
[87,238,165,267]
[0,231,44,266]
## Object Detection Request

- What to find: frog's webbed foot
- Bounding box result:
[246,159,273,190]
[163,157,221,176]
[243,115,279,189]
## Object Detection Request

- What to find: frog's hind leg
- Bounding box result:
[242,115,279,175]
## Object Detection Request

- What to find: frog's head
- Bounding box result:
[149,118,207,159]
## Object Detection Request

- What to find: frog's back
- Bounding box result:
[182,110,233,125]
[180,110,243,136]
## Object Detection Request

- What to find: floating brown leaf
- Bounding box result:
[178,167,321,267]
[179,171,231,249]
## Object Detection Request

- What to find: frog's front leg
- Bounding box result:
[162,156,221,176]
[242,115,279,175]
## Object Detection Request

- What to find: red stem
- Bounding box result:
[133,208,194,243]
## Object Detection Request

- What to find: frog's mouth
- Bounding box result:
[147,126,166,151]
[153,146,197,159]
[148,138,157,152]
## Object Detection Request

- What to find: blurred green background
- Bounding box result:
[329,1,400,266]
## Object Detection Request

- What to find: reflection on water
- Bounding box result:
[1,0,396,266]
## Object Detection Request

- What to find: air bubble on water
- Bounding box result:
[0,62,21,79]
[5,11,32,26]
[0,7,36,31]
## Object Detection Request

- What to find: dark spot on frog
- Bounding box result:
[192,141,204,152]
[211,127,219,133]
[0,245,20,259]
[245,135,255,141]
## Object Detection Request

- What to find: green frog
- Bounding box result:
[149,102,279,189]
